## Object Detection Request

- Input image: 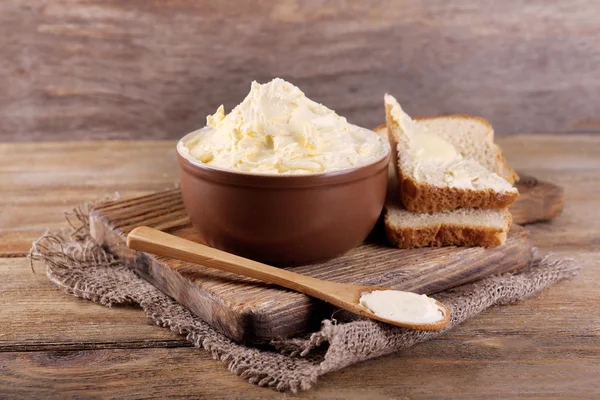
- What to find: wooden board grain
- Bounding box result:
[0,141,179,256]
[88,183,562,342]
[0,258,187,352]
[2,320,599,399]
[2,0,600,142]
[509,175,564,225]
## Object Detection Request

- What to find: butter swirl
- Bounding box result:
[180,79,388,174]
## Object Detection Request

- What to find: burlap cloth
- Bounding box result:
[30,203,580,393]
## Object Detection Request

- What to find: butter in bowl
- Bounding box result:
[177,78,391,265]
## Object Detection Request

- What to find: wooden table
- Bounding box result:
[1,135,599,398]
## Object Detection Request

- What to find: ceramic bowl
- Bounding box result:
[176,133,390,265]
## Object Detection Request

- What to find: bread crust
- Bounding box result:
[384,207,512,249]
[398,175,519,213]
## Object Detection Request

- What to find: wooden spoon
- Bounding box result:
[126,226,451,331]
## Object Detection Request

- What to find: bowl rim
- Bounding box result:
[176,130,391,187]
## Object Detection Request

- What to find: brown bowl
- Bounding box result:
[176,135,390,265]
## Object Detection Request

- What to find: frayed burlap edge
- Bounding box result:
[29,202,580,393]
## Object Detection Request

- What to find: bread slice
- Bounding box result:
[384,201,512,248]
[383,165,512,248]
[384,94,519,213]
[373,121,518,184]
[405,115,517,184]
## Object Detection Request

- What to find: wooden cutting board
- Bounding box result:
[90,175,563,344]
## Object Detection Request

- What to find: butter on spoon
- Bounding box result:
[359,290,449,330]
[127,226,451,331]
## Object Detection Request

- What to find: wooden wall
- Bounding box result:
[2,0,599,141]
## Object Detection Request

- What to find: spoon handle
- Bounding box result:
[127,226,451,331]
[127,226,351,299]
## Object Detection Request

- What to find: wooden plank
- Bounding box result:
[2,1,600,142]
[0,249,597,397]
[0,258,187,352]
[0,141,179,256]
[497,135,600,248]
[91,184,533,343]
[509,175,564,225]
[0,342,597,399]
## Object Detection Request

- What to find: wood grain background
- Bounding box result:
[2,0,599,142]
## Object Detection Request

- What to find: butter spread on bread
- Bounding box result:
[384,94,518,213]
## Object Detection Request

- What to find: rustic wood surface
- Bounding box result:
[2,0,600,142]
[92,194,531,342]
[1,135,599,397]
[508,175,564,225]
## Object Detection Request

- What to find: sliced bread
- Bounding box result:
[373,121,518,185]
[409,115,517,184]
[383,164,512,248]
[384,201,512,248]
[384,94,519,213]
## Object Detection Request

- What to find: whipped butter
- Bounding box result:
[359,290,447,325]
[386,95,458,165]
[443,163,480,186]
[410,131,458,163]
[180,79,389,174]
